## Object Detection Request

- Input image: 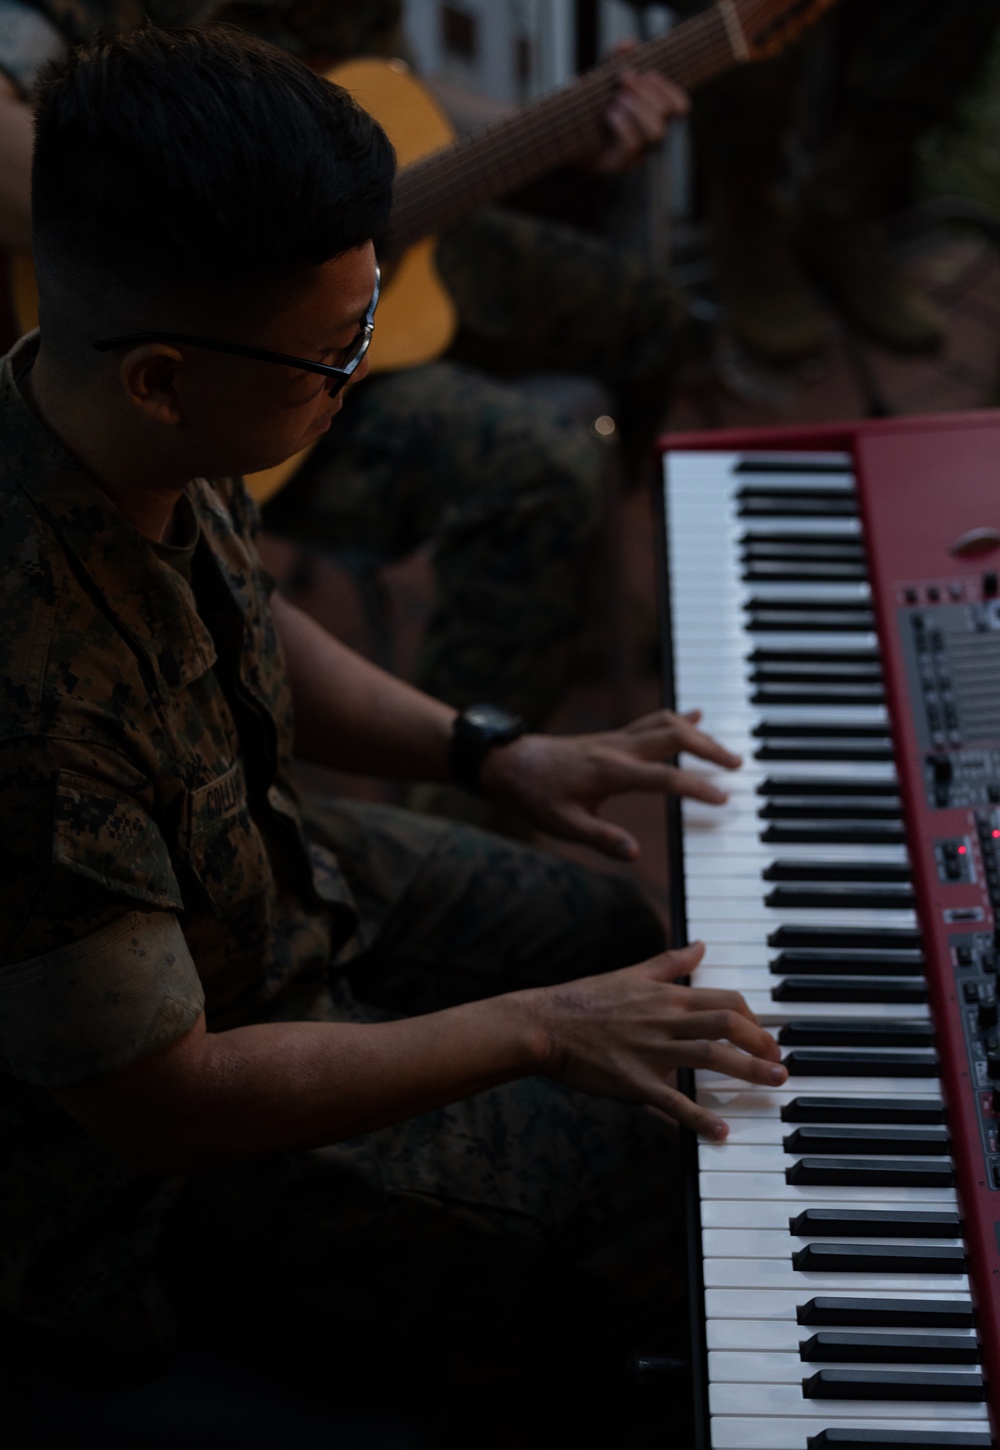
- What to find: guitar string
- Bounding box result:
[388,0,793,235]
[387,6,731,250]
[387,0,801,251]
[387,13,720,231]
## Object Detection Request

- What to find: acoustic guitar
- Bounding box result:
[10,0,836,503]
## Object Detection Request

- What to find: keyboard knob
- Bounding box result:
[987,1054,1000,1080]
[979,998,999,1030]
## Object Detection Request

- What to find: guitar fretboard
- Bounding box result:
[386,3,738,255]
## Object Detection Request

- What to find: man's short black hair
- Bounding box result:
[32,24,396,295]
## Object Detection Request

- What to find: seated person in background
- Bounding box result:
[0,24,786,1376]
[670,0,1000,364]
[0,0,693,776]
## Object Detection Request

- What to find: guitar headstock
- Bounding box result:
[732,0,839,60]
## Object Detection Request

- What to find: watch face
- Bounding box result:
[464,704,521,733]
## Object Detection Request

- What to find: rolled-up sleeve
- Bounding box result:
[0,910,205,1087]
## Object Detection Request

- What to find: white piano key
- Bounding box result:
[703,1228,964,1259]
[698,1075,941,1097]
[706,1319,979,1353]
[709,1383,987,1421]
[702,1257,968,1293]
[699,1172,957,1205]
[699,1144,946,1174]
[701,1196,949,1231]
[694,991,930,1025]
[708,1349,974,1384]
[712,1118,941,1150]
[695,1086,944,1120]
[709,1417,989,1449]
[704,1288,971,1322]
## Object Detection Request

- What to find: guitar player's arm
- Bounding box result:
[0,72,32,250]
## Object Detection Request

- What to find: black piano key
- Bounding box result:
[749,646,878,663]
[769,950,925,976]
[789,1209,960,1236]
[802,1367,984,1402]
[752,686,885,706]
[762,823,907,845]
[784,1126,949,1156]
[741,532,864,550]
[772,978,928,1004]
[744,561,870,583]
[778,1021,934,1049]
[734,459,852,474]
[738,498,858,518]
[748,595,873,612]
[759,779,899,799]
[753,720,890,738]
[769,927,922,949]
[764,860,911,882]
[807,1431,992,1450]
[801,1332,980,1365]
[756,741,896,762]
[765,885,913,909]
[781,1099,946,1126]
[783,1050,939,1077]
[785,1157,954,1188]
[748,612,874,632]
[797,1297,974,1328]
[751,669,883,688]
[793,1244,966,1273]
[760,802,902,823]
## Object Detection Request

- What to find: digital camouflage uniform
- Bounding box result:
[0,332,674,1364]
[0,0,688,727]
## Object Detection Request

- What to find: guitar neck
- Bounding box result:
[387,3,743,254]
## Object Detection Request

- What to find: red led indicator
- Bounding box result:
[993,830,1000,839]
[958,845,968,854]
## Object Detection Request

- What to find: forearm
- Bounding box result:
[0,76,33,250]
[61,991,546,1174]
[273,592,455,779]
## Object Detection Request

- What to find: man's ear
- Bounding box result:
[119,344,184,426]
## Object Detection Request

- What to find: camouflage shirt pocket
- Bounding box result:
[52,771,184,912]
[186,760,272,913]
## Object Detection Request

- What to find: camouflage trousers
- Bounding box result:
[169,798,676,1353]
[5,798,675,1363]
[262,208,688,724]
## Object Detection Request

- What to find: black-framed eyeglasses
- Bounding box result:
[92,266,380,398]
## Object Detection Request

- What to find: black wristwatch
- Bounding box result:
[449,704,526,794]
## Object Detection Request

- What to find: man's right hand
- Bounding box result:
[532,942,787,1141]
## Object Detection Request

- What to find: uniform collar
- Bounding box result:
[1,331,219,690]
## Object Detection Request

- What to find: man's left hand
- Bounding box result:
[478,708,741,859]
[589,65,689,176]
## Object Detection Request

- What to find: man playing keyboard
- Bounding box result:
[0,25,784,1392]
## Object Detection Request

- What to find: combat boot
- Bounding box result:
[706,166,828,365]
[796,131,945,355]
